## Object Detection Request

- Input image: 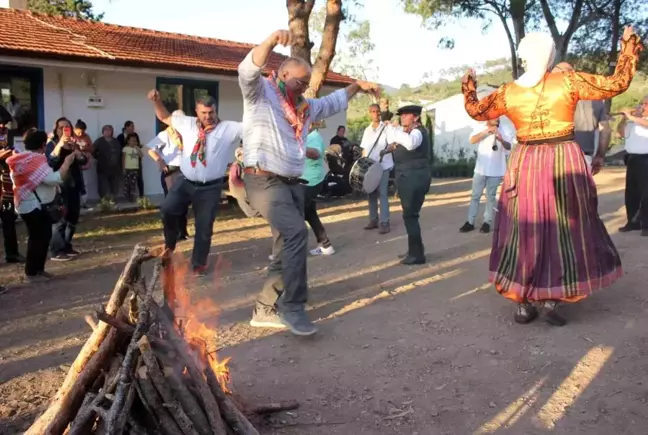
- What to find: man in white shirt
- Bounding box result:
[238,29,379,336]
[148,92,243,275]
[617,96,648,236]
[146,110,189,240]
[459,118,513,234]
[360,104,393,234]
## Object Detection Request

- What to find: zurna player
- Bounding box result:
[381,105,432,265]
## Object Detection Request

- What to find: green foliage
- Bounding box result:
[27,0,104,20]
[137,197,156,210]
[347,115,370,142]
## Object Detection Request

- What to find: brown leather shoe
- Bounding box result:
[379,222,390,234]
[364,220,379,230]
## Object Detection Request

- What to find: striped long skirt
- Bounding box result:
[490,141,622,303]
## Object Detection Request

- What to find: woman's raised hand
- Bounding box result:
[462,68,477,85]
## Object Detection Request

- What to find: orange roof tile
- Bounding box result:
[0,8,354,87]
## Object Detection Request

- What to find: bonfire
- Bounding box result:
[24,244,297,435]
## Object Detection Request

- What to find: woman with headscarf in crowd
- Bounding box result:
[461,26,642,326]
[45,117,88,261]
[8,129,78,282]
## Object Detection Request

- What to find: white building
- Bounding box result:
[425,86,516,162]
[0,4,351,199]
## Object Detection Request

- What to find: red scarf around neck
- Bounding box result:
[190,120,216,168]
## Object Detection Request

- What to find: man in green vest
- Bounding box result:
[380,105,432,265]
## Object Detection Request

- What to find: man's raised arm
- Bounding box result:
[310,80,381,121]
[239,30,293,102]
[147,89,172,126]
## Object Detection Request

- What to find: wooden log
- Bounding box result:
[68,393,97,435]
[95,309,173,353]
[114,382,136,433]
[136,367,183,435]
[247,400,300,415]
[204,365,259,435]
[163,366,211,435]
[106,262,162,434]
[138,336,200,435]
[85,315,97,331]
[131,287,227,435]
[26,244,149,435]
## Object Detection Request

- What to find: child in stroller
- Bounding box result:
[321,144,351,200]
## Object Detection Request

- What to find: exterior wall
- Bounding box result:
[2,57,347,199]
[427,88,516,163]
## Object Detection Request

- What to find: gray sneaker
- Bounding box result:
[279,311,318,336]
[250,307,285,329]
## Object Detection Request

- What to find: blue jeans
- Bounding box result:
[368,169,391,223]
[467,174,503,225]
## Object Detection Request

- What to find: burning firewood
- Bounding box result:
[25,245,288,435]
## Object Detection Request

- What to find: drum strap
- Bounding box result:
[366,125,387,162]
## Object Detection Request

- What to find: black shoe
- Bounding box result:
[51,254,72,262]
[6,254,26,264]
[619,222,641,232]
[480,223,491,233]
[514,303,538,324]
[250,306,285,329]
[65,248,80,257]
[459,222,475,233]
[279,310,318,336]
[541,301,567,326]
[400,235,425,265]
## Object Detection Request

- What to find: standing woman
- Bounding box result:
[74,119,93,208]
[8,129,78,281]
[461,27,642,326]
[45,117,88,261]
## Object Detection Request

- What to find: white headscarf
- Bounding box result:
[515,33,556,88]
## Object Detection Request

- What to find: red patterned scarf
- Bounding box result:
[6,152,53,206]
[190,120,215,168]
[266,72,310,146]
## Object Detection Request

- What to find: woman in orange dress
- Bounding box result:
[461,26,643,326]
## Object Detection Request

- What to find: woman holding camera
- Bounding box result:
[8,129,78,281]
[45,117,88,261]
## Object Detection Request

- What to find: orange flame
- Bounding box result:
[162,252,232,393]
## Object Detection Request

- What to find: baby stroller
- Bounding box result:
[321,146,351,200]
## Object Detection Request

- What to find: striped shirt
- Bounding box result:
[238,50,348,178]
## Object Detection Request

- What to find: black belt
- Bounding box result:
[182,175,225,186]
[243,167,307,185]
[522,134,575,146]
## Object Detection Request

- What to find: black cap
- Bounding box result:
[396,105,423,116]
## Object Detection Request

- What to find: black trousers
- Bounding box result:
[21,208,52,276]
[137,158,144,197]
[160,176,222,268]
[162,169,188,238]
[625,154,648,228]
[304,182,330,247]
[97,170,120,199]
[1,199,19,260]
[245,174,308,313]
[50,186,81,255]
[396,167,431,238]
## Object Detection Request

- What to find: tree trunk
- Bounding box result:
[605,0,622,111]
[509,0,527,79]
[497,13,521,79]
[304,0,343,98]
[287,0,315,65]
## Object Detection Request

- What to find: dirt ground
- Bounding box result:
[1,167,647,435]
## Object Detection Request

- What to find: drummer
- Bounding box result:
[380,105,432,265]
[360,104,393,234]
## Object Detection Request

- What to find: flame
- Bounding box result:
[162,252,232,393]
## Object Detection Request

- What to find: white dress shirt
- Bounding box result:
[385,125,423,151]
[238,50,349,178]
[473,126,513,178]
[360,122,393,170]
[171,114,242,183]
[624,117,648,155]
[146,130,182,167]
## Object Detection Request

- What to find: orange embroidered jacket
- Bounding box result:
[462,35,643,144]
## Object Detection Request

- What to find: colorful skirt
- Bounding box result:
[490,141,622,303]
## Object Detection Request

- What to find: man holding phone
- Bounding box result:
[0,106,24,264]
